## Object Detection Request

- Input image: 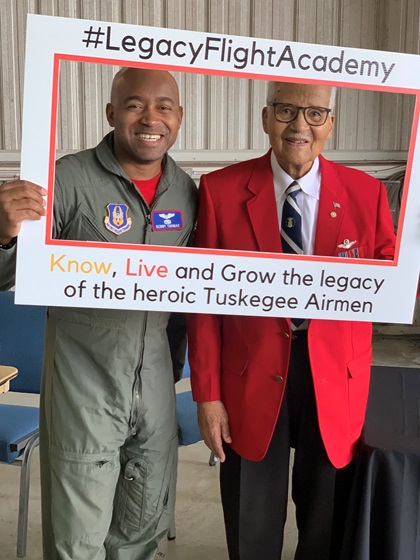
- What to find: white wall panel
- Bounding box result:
[295,0,339,45]
[378,0,420,151]
[167,0,207,150]
[207,0,252,149]
[0,1,23,149]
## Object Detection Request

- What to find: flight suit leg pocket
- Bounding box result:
[114,435,178,535]
[50,446,120,545]
[115,458,148,530]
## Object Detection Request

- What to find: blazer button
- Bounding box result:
[275,375,284,383]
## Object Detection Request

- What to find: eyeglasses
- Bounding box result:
[267,102,332,126]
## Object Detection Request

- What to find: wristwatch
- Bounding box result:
[0,237,17,250]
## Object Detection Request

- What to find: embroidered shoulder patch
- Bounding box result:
[104,204,132,235]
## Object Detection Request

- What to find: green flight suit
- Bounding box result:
[0,133,197,559]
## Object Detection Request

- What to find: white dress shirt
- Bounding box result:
[271,150,321,256]
[270,151,321,328]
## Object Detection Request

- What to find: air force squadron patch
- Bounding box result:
[104,204,132,235]
[151,210,184,231]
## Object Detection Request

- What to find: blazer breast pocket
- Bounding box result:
[337,244,367,258]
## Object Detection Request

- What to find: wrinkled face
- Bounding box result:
[262,82,334,179]
[106,69,183,171]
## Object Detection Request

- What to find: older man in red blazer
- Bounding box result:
[187,81,396,560]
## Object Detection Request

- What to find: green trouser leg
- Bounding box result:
[105,434,178,560]
[39,425,120,559]
[40,411,177,560]
[39,310,178,560]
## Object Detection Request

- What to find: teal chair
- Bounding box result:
[0,291,46,557]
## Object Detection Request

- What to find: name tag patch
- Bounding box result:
[151,210,184,231]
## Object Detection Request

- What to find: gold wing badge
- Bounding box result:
[338,239,357,249]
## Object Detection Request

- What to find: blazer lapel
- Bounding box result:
[314,155,348,257]
[246,151,282,254]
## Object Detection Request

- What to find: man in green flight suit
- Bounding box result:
[0,67,197,560]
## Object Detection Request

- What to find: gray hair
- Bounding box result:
[329,87,337,112]
[267,82,337,112]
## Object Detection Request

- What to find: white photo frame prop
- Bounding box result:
[15,14,420,323]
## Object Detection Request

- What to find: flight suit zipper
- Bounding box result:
[130,312,148,435]
[130,376,141,436]
[129,198,149,436]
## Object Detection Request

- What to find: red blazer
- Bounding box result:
[188,152,396,469]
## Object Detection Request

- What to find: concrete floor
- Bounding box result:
[0,440,298,560]
[0,335,418,559]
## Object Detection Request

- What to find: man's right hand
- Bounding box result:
[0,180,47,244]
[197,400,232,462]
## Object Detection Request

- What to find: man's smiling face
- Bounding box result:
[262,82,334,179]
[106,68,182,177]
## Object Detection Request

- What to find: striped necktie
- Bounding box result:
[281,181,305,327]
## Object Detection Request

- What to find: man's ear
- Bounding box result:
[177,106,184,129]
[262,106,268,134]
[106,103,114,127]
[326,115,335,139]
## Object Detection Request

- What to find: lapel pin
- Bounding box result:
[338,239,357,249]
[330,211,337,218]
[333,201,341,208]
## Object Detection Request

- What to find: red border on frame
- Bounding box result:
[45,52,420,268]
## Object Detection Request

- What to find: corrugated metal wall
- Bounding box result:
[0,0,419,155]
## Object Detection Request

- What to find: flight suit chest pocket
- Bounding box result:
[62,203,110,242]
